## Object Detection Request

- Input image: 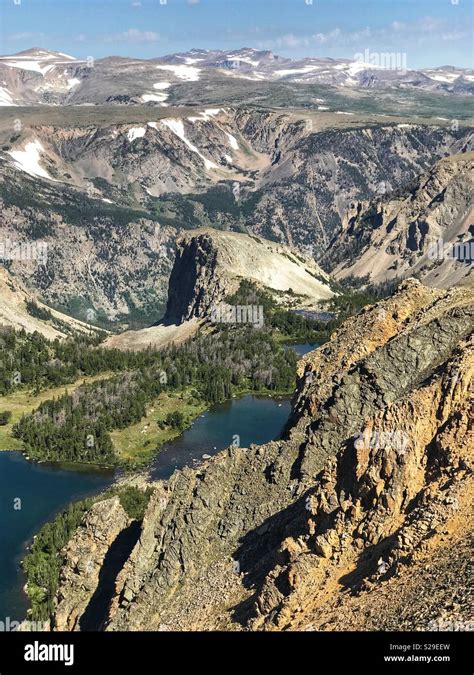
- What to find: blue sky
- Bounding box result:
[0,0,472,68]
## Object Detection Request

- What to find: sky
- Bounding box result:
[0,0,472,69]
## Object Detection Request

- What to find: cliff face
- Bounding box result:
[163,228,334,323]
[1,110,472,327]
[51,280,473,631]
[53,498,131,632]
[164,232,222,323]
[104,227,333,351]
[323,151,474,288]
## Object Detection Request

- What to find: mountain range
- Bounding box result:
[1,47,473,109]
[0,42,473,639]
[0,93,472,328]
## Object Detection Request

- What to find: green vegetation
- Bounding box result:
[23,486,152,622]
[108,485,154,521]
[227,277,399,344]
[162,410,186,431]
[25,301,53,322]
[0,411,12,426]
[111,391,206,466]
[226,279,330,342]
[0,373,112,451]
[12,325,297,466]
[325,276,400,318]
[23,497,94,621]
[0,329,157,396]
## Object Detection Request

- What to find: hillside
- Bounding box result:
[49,279,473,631]
[105,228,334,351]
[323,151,474,288]
[0,267,102,339]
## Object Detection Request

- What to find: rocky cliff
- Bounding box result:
[1,108,472,328]
[105,228,333,350]
[323,151,474,288]
[164,228,333,323]
[51,279,473,631]
[53,498,131,632]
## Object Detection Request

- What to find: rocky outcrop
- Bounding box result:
[105,227,333,350]
[52,498,131,632]
[251,332,473,630]
[323,151,474,288]
[165,228,333,323]
[50,280,473,631]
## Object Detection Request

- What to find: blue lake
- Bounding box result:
[0,453,113,623]
[150,394,291,481]
[0,393,292,622]
[285,342,318,357]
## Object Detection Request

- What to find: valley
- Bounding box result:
[0,35,472,643]
[0,105,471,326]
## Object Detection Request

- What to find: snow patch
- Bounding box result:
[142,82,171,104]
[66,78,81,89]
[184,57,203,65]
[155,64,201,81]
[226,132,239,150]
[226,56,260,67]
[160,118,217,170]
[3,60,56,76]
[142,94,168,103]
[347,61,383,76]
[57,52,76,61]
[0,86,15,106]
[7,140,56,181]
[127,127,146,142]
[188,108,221,122]
[275,65,320,77]
[428,73,459,83]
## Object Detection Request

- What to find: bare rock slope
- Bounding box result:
[51,279,473,631]
[324,151,474,288]
[0,267,102,339]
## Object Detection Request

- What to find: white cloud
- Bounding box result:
[7,32,46,42]
[257,16,469,52]
[105,28,160,43]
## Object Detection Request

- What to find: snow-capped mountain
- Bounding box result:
[0,47,472,107]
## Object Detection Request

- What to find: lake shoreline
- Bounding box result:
[1,391,294,623]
